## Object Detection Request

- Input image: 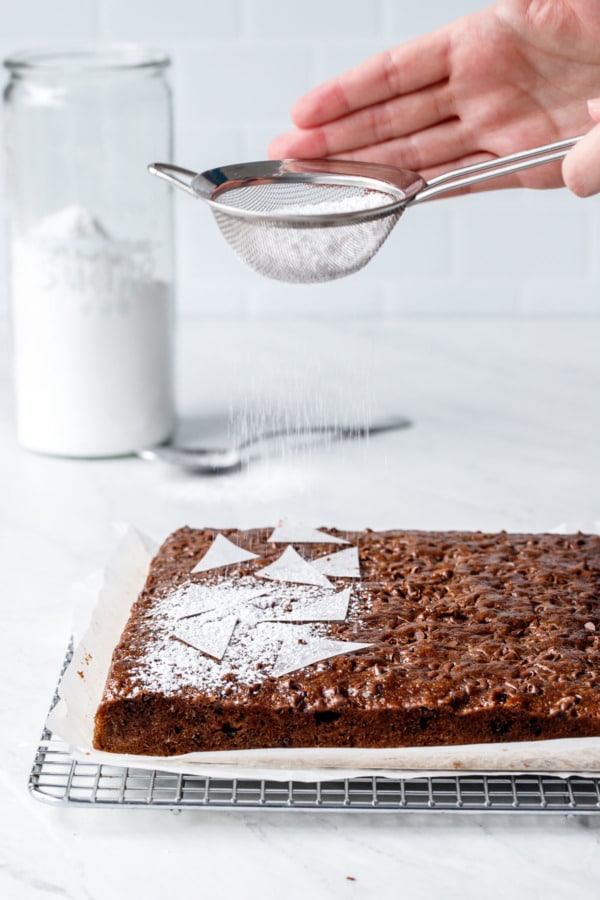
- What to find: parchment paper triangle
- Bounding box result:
[173,613,238,661]
[268,521,349,545]
[255,546,333,588]
[312,547,360,578]
[268,625,372,677]
[191,533,259,574]
[262,587,352,622]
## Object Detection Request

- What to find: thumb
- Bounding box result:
[587,97,600,123]
[562,118,600,197]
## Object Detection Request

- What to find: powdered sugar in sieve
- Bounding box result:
[210,183,402,283]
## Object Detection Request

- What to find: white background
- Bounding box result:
[2,5,600,894]
[0,0,598,321]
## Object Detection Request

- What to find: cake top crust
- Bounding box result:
[102,528,600,718]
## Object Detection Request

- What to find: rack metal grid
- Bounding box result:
[29,645,600,814]
[30,727,600,814]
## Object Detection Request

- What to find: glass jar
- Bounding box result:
[3,45,175,457]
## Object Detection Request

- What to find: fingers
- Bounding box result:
[562,102,600,197]
[290,28,452,129]
[269,128,322,160]
[269,80,455,160]
[321,119,474,174]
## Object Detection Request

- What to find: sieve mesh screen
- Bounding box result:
[210,181,402,283]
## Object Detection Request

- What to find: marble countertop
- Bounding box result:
[2,317,600,899]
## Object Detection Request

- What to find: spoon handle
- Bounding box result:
[138,415,412,472]
[238,415,412,450]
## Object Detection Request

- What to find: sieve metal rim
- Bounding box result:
[205,178,405,227]
[190,159,424,227]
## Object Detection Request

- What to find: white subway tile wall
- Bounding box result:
[0,0,598,320]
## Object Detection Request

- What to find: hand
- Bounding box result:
[269,1,600,192]
[562,99,600,195]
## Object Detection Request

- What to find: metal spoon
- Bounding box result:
[137,415,411,474]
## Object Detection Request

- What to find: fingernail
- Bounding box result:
[587,98,600,116]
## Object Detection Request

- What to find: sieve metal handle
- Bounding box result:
[409,136,584,204]
[147,162,200,197]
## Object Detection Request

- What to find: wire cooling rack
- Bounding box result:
[28,730,600,813]
[29,643,600,814]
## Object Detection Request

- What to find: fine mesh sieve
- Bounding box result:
[149,137,581,284]
[210,178,404,283]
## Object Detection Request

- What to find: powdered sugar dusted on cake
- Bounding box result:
[116,574,371,698]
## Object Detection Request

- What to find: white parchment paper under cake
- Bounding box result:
[47,524,600,783]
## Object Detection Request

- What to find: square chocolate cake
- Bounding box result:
[93,526,600,755]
